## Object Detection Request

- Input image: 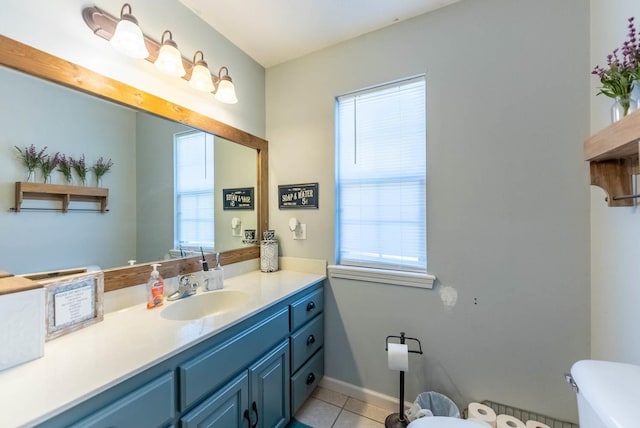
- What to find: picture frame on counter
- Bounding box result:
[278,182,319,209]
[222,187,255,210]
[37,271,104,341]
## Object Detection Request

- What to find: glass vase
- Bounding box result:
[25,169,35,183]
[611,96,638,123]
[631,80,640,108]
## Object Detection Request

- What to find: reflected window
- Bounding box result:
[174,131,215,250]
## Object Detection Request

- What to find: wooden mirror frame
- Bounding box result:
[0,35,268,291]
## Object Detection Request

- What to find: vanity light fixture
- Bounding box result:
[189,51,215,92]
[214,66,238,104]
[82,4,238,103]
[154,30,186,77]
[109,3,149,59]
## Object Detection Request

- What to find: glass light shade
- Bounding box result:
[189,64,215,92]
[155,44,186,77]
[110,18,149,59]
[215,79,238,104]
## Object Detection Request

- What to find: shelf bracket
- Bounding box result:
[589,157,639,207]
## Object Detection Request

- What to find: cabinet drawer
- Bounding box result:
[179,308,289,411]
[70,372,174,428]
[290,288,323,331]
[291,348,324,414]
[290,314,323,372]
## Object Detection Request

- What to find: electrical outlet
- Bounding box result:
[293,224,307,240]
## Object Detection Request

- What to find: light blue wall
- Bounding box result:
[266,0,590,421]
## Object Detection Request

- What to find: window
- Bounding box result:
[174,131,214,250]
[335,76,429,285]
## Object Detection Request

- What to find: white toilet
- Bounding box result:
[570,359,640,428]
[408,416,487,427]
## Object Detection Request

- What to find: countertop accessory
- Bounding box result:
[204,253,224,291]
[261,239,279,272]
[32,270,104,341]
[200,247,209,271]
[0,274,45,370]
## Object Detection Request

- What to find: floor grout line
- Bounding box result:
[299,387,389,427]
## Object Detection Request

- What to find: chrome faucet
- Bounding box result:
[167,274,199,301]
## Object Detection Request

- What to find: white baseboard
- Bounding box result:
[319,376,413,412]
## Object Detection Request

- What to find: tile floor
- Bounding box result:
[294,386,398,427]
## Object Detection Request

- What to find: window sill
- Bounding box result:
[327,265,435,289]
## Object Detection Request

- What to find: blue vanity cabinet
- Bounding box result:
[289,288,325,415]
[178,308,289,411]
[35,280,324,428]
[68,372,175,428]
[180,371,249,428]
[180,339,290,428]
[248,339,290,428]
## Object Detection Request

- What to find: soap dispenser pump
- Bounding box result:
[146,263,164,309]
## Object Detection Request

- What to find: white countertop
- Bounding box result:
[0,268,325,428]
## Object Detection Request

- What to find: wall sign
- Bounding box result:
[278,183,319,209]
[223,187,254,210]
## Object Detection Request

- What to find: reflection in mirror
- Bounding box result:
[0,35,268,284]
[136,114,257,264]
[0,65,258,274]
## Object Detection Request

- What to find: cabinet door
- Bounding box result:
[69,372,174,428]
[249,340,290,428]
[181,372,250,428]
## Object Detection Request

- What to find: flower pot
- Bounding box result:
[611,96,638,123]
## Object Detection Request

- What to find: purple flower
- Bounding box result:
[39,152,60,183]
[57,154,73,183]
[71,154,88,184]
[92,156,114,179]
[592,16,640,99]
[15,144,47,171]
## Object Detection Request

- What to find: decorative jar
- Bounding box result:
[611,96,638,123]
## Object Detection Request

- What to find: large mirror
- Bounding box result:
[0,35,268,290]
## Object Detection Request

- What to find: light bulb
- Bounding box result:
[109,4,149,59]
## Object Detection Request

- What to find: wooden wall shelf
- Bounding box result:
[14,182,109,213]
[585,109,640,207]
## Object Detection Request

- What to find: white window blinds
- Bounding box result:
[174,131,215,249]
[336,76,426,272]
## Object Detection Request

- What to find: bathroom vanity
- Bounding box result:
[0,269,325,427]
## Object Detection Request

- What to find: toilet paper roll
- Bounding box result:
[496,414,526,428]
[387,343,409,371]
[525,421,550,428]
[467,403,497,428]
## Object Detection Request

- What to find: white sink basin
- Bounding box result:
[160,290,250,321]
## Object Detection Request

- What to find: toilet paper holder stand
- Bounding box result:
[385,332,423,428]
